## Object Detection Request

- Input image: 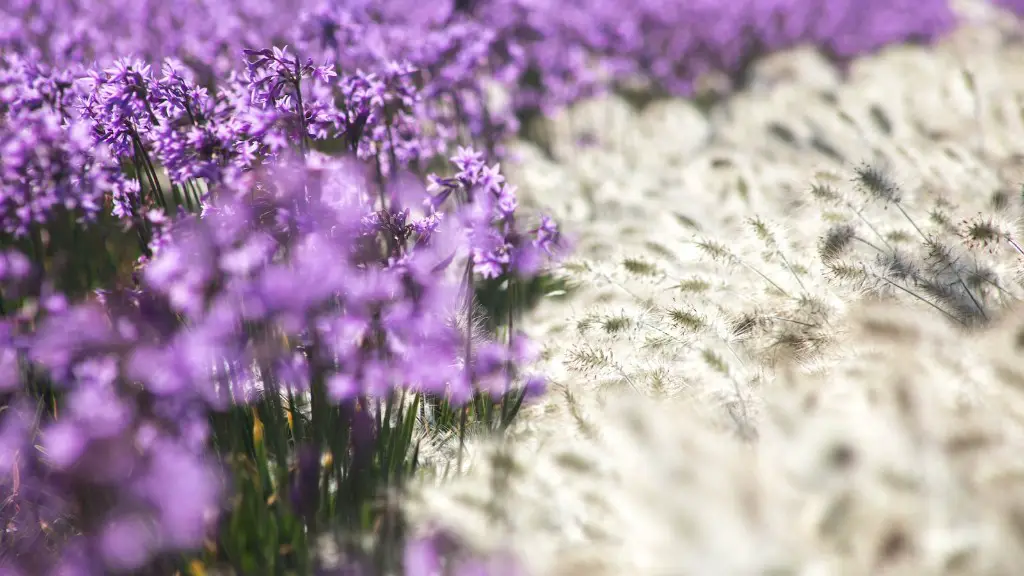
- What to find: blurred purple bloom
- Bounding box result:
[97,515,155,572]
[994,0,1024,16]
[0,103,114,237]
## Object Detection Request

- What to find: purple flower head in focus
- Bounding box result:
[0,64,116,236]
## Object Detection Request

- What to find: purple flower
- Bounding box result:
[451,146,485,177]
[402,531,528,576]
[135,439,222,548]
[404,536,443,576]
[97,515,156,571]
[0,103,115,237]
[0,321,24,392]
[533,216,565,258]
[522,373,547,401]
[41,420,88,471]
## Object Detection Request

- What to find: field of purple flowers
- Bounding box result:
[2,0,1023,574]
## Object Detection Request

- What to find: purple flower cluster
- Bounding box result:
[135,153,552,408]
[5,0,964,133]
[651,0,955,93]
[292,1,524,155]
[428,146,560,281]
[473,0,959,105]
[0,291,223,573]
[0,56,117,237]
[0,42,502,259]
[2,12,568,564]
[0,143,559,574]
[0,0,311,74]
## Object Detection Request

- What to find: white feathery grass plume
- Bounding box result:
[410,300,1024,575]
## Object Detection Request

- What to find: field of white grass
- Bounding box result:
[403,3,1024,575]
